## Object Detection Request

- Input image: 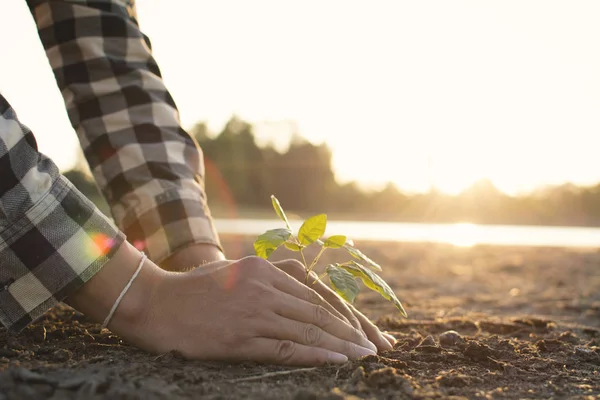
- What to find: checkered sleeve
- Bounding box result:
[0,95,125,331]
[27,0,223,264]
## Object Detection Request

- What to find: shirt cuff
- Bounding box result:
[115,182,223,264]
[0,176,125,332]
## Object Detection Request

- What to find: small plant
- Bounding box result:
[254,195,407,317]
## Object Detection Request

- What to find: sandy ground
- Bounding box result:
[1,236,599,399]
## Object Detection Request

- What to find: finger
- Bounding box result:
[239,338,348,366]
[271,261,354,328]
[261,314,376,360]
[272,261,365,337]
[348,304,393,351]
[382,332,397,347]
[271,270,353,328]
[311,278,364,334]
[269,290,377,353]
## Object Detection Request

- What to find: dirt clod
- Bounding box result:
[464,341,494,360]
[558,331,579,344]
[417,335,437,347]
[367,367,412,393]
[51,349,72,362]
[535,339,564,353]
[438,330,464,347]
[350,366,366,384]
[436,372,471,387]
[26,326,46,344]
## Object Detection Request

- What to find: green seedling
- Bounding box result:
[254,195,407,317]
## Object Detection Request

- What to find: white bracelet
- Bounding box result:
[101,252,147,330]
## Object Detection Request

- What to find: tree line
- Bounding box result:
[64,117,600,227]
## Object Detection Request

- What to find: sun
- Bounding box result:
[447,223,479,247]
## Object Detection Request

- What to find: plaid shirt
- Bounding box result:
[0,0,222,331]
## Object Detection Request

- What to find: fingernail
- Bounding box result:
[355,345,377,358]
[364,340,378,353]
[327,352,349,364]
[383,333,397,345]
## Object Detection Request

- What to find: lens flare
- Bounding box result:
[204,157,246,259]
[133,240,146,252]
[223,261,240,291]
[89,233,115,257]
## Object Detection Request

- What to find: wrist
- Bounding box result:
[160,243,226,272]
[65,241,164,336]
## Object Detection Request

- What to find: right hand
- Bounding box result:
[68,243,378,366]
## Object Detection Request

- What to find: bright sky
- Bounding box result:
[1,0,599,195]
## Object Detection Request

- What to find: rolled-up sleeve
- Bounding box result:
[27,0,222,264]
[0,96,125,331]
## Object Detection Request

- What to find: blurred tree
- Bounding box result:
[192,116,270,208]
[266,137,337,212]
[61,116,600,227]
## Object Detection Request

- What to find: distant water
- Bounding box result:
[214,219,600,248]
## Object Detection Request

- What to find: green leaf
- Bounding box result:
[284,241,303,252]
[344,245,382,271]
[254,228,292,259]
[339,261,407,317]
[323,235,347,249]
[326,264,360,303]
[271,195,292,230]
[298,214,327,245]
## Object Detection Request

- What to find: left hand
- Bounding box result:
[161,244,396,352]
[272,259,395,352]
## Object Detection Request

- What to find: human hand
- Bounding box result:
[160,245,395,352]
[272,260,396,352]
[68,243,378,366]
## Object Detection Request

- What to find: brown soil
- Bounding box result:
[1,237,599,399]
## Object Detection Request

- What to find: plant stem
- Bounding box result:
[312,271,328,285]
[299,248,310,283]
[307,247,327,275]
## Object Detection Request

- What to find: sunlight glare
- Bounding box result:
[447,223,479,247]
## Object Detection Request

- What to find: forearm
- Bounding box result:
[28,0,222,264]
[0,95,125,332]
